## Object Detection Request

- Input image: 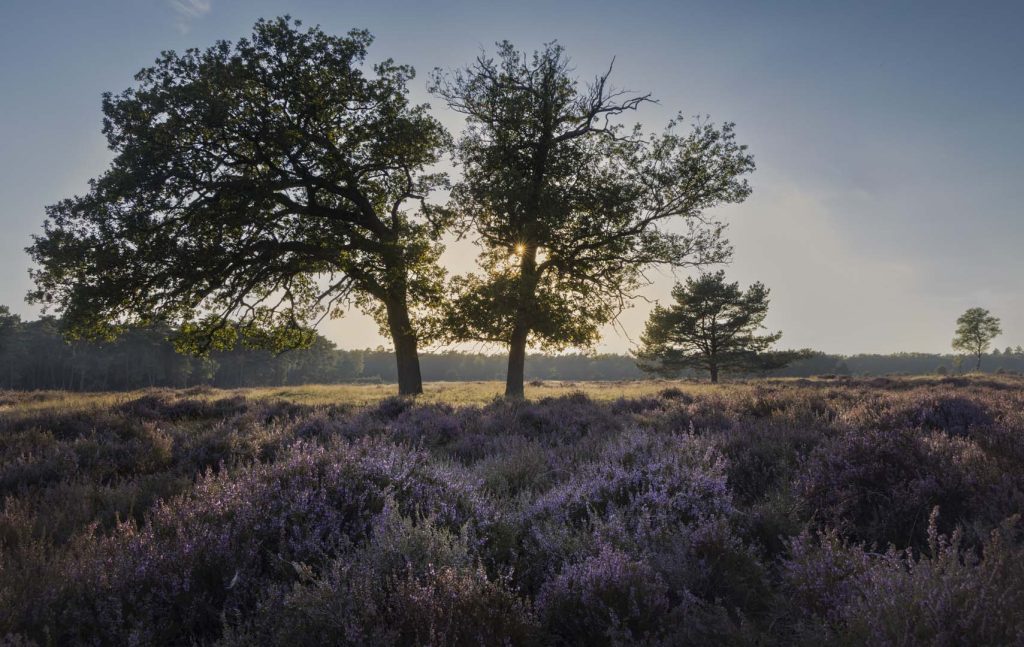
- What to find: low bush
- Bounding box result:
[1,377,1022,644]
[782,511,1024,645]
[798,426,1022,549]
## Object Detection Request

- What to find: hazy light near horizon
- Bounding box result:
[1,0,1021,356]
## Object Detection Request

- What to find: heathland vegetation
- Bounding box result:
[2,378,1023,644]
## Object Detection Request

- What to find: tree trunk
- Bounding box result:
[710,364,719,383]
[505,325,529,398]
[505,246,539,399]
[385,298,423,396]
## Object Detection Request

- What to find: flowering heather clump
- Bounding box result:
[798,425,1021,549]
[529,429,733,533]
[836,385,1012,435]
[646,395,733,434]
[1,376,1023,644]
[536,545,672,644]
[512,429,733,594]
[226,506,539,646]
[714,420,826,505]
[608,395,665,416]
[387,402,463,448]
[10,439,488,644]
[782,511,1024,644]
[477,392,623,444]
[838,514,1024,645]
[780,528,874,628]
[441,394,624,468]
[115,394,252,421]
[285,405,358,442]
[474,436,555,497]
[329,396,455,443]
[906,394,995,434]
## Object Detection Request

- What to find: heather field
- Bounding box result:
[2,377,1024,645]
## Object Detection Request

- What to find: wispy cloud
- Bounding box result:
[168,0,211,33]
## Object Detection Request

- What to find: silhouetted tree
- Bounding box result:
[0,306,20,387]
[952,307,1002,371]
[27,17,451,395]
[0,306,17,354]
[430,42,754,397]
[636,271,801,382]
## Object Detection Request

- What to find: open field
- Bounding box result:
[0,374,980,414]
[2,376,1024,644]
[0,380,731,416]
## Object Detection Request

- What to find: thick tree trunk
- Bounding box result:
[505,325,529,398]
[505,243,540,399]
[710,364,719,383]
[385,298,423,396]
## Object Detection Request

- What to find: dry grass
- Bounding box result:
[3,373,1019,418]
[0,389,133,417]
[245,379,734,406]
[0,379,727,417]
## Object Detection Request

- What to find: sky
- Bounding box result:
[1,0,1022,356]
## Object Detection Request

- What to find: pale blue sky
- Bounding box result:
[2,0,1022,354]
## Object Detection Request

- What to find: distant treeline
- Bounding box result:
[0,314,642,390]
[1,312,1022,391]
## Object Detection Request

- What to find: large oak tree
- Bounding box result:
[27,17,451,395]
[431,42,755,396]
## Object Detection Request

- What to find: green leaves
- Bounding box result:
[636,271,792,380]
[432,42,755,359]
[952,307,1002,369]
[28,17,450,365]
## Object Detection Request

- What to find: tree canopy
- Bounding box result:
[953,307,1002,370]
[636,270,802,382]
[431,41,755,396]
[0,306,17,355]
[27,17,450,395]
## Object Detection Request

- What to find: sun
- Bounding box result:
[514,243,526,256]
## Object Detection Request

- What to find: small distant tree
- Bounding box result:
[635,271,801,383]
[952,307,1002,371]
